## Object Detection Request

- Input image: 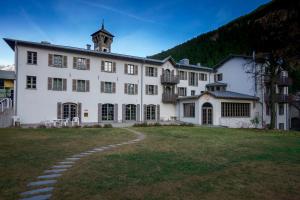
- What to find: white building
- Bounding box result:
[3,24,290,129]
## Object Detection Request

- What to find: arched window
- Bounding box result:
[202,102,213,125]
[63,103,77,120]
[102,104,114,121]
[125,104,136,121]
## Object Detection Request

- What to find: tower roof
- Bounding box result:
[91,22,114,37]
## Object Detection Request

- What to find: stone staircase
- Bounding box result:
[0,98,13,128]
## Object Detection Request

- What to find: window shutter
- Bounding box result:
[86,59,90,70]
[188,72,191,85]
[156,104,160,121]
[77,103,82,123]
[185,71,187,80]
[154,68,158,77]
[100,81,104,93]
[145,67,148,76]
[122,104,126,122]
[134,65,138,75]
[134,84,138,95]
[145,85,148,95]
[113,62,116,73]
[112,82,116,93]
[195,73,198,86]
[114,104,118,123]
[72,79,77,91]
[73,57,77,69]
[124,64,128,74]
[86,80,90,92]
[155,85,158,95]
[63,79,67,91]
[48,77,52,90]
[143,104,147,122]
[124,83,128,94]
[63,56,67,68]
[136,104,140,122]
[48,54,53,66]
[101,61,105,71]
[98,103,102,123]
[57,102,62,119]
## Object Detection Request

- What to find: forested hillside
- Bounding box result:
[150,0,300,92]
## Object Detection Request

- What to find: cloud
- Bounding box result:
[20,8,51,41]
[77,0,156,24]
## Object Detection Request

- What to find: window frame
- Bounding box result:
[27,51,37,65]
[104,61,113,72]
[102,103,114,121]
[127,64,135,75]
[26,76,37,89]
[183,103,195,118]
[53,78,63,91]
[125,104,137,121]
[146,105,156,120]
[221,102,250,118]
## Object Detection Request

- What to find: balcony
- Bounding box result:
[264,75,292,86]
[161,74,179,85]
[162,93,178,103]
[264,94,291,103]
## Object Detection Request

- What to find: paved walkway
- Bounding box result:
[19,128,145,200]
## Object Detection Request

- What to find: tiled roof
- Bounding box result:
[4,38,213,72]
[178,90,259,101]
[209,91,258,100]
[91,27,114,37]
[0,70,15,80]
[206,82,227,87]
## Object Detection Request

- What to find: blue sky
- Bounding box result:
[0,0,270,65]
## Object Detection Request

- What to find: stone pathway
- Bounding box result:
[19,128,145,200]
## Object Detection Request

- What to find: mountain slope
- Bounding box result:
[150,0,300,91]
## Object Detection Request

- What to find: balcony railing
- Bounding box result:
[160,74,179,85]
[264,75,292,86]
[162,93,178,103]
[264,94,291,103]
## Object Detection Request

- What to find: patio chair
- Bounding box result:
[72,117,80,126]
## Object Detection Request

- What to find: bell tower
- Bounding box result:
[91,21,114,52]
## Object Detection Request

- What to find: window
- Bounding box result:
[266,104,269,116]
[102,104,114,121]
[191,90,195,96]
[72,79,89,92]
[104,61,112,72]
[146,105,156,120]
[53,55,63,67]
[27,51,37,64]
[179,71,187,80]
[279,123,284,130]
[183,103,195,117]
[146,85,158,95]
[125,104,136,121]
[26,76,36,89]
[216,73,223,81]
[188,72,198,86]
[146,67,157,77]
[101,81,116,93]
[74,57,89,70]
[101,61,116,73]
[125,83,138,95]
[279,104,284,115]
[199,73,207,81]
[126,64,135,75]
[221,102,250,117]
[178,87,187,96]
[49,78,66,91]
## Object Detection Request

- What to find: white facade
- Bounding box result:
[5,36,290,129]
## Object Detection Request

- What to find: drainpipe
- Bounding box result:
[140,59,145,122]
[14,41,18,116]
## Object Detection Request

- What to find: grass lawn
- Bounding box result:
[0,128,135,200]
[52,127,300,200]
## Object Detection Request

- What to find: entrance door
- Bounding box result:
[202,102,213,125]
[63,103,77,120]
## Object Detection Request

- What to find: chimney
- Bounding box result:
[179,58,189,65]
[86,44,91,50]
